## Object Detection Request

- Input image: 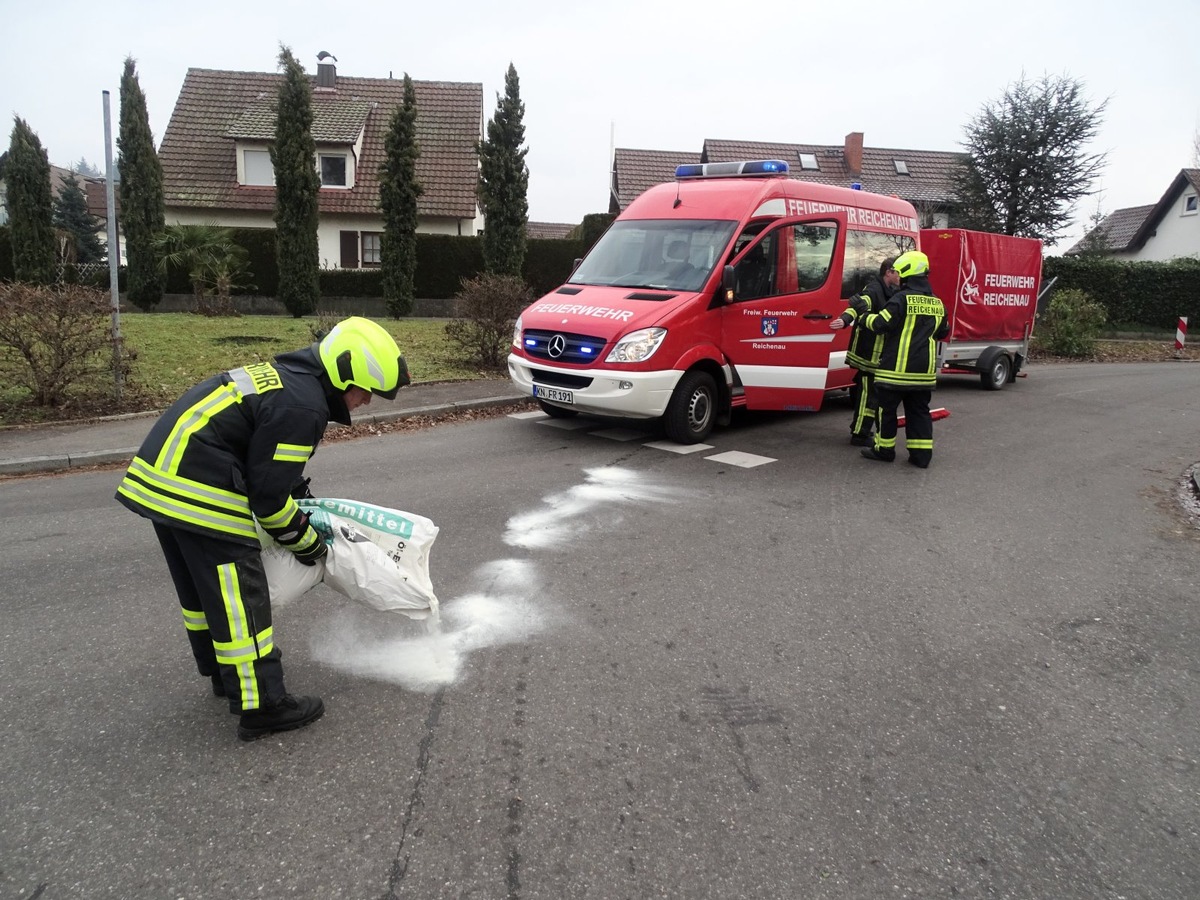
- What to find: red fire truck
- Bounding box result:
[508,161,1043,443]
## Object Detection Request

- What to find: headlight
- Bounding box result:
[511,315,523,348]
[605,327,667,363]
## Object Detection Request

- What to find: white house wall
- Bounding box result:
[166,207,481,269]
[1118,189,1200,262]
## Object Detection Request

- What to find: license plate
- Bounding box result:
[533,385,574,404]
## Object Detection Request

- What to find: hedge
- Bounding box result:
[1042,255,1200,329]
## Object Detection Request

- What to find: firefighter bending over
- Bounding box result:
[116,317,410,741]
[858,251,949,468]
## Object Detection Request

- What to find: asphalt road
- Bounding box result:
[2,362,1198,900]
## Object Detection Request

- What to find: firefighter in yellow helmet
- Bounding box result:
[859,251,949,468]
[117,317,409,740]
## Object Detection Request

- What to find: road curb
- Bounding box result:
[0,395,534,477]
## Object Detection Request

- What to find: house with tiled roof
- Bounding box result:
[1067,169,1200,261]
[159,57,483,269]
[610,133,964,228]
[609,148,701,213]
[526,221,575,240]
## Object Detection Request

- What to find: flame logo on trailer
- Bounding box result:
[959,257,981,306]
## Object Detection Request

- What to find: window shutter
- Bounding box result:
[340,231,359,268]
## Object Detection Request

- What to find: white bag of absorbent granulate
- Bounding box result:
[259,498,439,620]
[298,498,440,620]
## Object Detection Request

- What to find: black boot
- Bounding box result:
[849,433,872,446]
[211,674,226,698]
[237,695,325,742]
[860,447,895,462]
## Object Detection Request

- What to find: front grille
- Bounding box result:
[522,329,608,365]
[530,368,593,389]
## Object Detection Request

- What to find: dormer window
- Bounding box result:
[242,149,275,186]
[320,153,348,187]
[894,159,910,175]
[798,152,819,171]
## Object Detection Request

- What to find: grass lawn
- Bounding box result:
[0,313,497,426]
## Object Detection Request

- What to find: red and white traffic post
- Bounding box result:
[1176,317,1188,358]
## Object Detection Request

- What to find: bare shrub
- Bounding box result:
[0,282,114,406]
[444,273,533,369]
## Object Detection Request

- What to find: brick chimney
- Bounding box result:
[844,132,863,179]
[316,51,337,89]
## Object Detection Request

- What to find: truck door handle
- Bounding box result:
[803,312,832,320]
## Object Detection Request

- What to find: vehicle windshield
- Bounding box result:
[568,219,738,292]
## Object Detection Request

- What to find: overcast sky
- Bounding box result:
[8,0,1198,251]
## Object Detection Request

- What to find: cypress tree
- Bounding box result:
[271,45,320,318]
[54,171,105,264]
[380,74,422,318]
[118,56,167,308]
[477,63,529,276]
[6,117,56,284]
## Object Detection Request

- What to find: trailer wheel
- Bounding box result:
[978,347,1012,391]
[663,370,717,443]
[538,400,578,419]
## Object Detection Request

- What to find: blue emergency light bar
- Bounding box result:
[675,159,790,179]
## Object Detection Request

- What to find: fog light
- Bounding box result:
[618,380,633,390]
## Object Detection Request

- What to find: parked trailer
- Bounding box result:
[921,229,1043,390]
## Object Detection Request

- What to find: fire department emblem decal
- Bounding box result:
[761,317,779,336]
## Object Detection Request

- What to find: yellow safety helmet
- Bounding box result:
[318,317,410,400]
[893,250,930,280]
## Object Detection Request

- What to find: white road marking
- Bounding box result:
[643,440,713,454]
[704,450,776,468]
[537,418,594,431]
[508,410,546,420]
[592,428,648,442]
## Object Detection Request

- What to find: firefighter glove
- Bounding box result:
[292,537,328,567]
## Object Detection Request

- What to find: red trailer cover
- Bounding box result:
[921,229,1043,342]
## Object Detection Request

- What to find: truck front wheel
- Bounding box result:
[978,347,1012,391]
[663,370,717,443]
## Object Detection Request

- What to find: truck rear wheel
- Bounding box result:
[664,370,716,443]
[978,347,1012,391]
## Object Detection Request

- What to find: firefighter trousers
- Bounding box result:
[873,384,934,466]
[849,369,876,437]
[154,523,285,713]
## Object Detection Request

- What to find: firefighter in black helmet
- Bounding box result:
[117,317,410,740]
[859,251,949,468]
[830,256,899,445]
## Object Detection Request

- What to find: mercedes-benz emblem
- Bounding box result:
[547,334,567,358]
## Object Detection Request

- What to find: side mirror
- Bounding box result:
[720,264,736,303]
[570,257,583,277]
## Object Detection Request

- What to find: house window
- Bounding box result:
[798,152,819,171]
[320,154,348,187]
[362,232,382,266]
[1184,194,1198,216]
[243,149,275,186]
[894,160,910,175]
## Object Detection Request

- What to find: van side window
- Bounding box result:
[842,231,917,297]
[793,224,838,292]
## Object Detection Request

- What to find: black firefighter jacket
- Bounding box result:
[862,274,950,390]
[116,345,347,551]
[840,275,892,371]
